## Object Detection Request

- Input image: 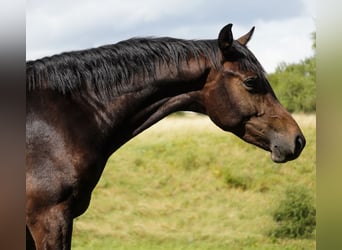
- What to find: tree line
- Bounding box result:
[268,32,316,113]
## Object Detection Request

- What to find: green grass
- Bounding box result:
[72,114,316,249]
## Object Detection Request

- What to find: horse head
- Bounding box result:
[202,24,305,163]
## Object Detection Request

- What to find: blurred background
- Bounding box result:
[27,1,317,249]
[4,0,342,249]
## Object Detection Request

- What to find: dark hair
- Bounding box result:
[27,38,221,98]
[27,37,265,98]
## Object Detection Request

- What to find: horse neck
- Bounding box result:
[84,57,213,153]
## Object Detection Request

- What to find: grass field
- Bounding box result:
[72,113,316,249]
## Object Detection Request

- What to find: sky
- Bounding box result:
[26,0,316,73]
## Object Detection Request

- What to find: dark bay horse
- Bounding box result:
[26,24,305,249]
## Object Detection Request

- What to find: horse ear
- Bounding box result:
[218,24,234,52]
[237,26,255,46]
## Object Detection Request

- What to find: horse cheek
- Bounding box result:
[205,83,241,131]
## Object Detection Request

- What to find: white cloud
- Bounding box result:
[26,0,202,55]
[248,17,315,72]
[300,0,316,17]
[26,0,316,72]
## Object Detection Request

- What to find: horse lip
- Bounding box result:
[270,144,298,163]
[270,146,288,163]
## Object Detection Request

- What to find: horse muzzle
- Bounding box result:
[270,132,306,163]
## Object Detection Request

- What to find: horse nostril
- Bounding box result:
[294,135,306,156]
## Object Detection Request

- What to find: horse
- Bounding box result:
[26,23,305,249]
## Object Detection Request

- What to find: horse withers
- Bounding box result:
[26,23,305,249]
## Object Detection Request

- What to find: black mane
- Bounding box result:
[26,38,221,98]
[26,37,265,98]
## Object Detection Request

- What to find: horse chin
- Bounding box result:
[270,149,288,163]
[270,144,297,163]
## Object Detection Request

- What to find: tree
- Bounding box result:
[268,32,316,113]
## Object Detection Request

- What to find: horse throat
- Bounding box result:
[130,93,193,136]
[97,69,209,153]
[135,66,213,132]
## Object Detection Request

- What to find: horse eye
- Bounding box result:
[243,77,257,91]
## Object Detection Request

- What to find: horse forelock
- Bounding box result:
[230,41,266,79]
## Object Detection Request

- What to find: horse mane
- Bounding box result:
[27,38,221,97]
[26,37,265,98]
